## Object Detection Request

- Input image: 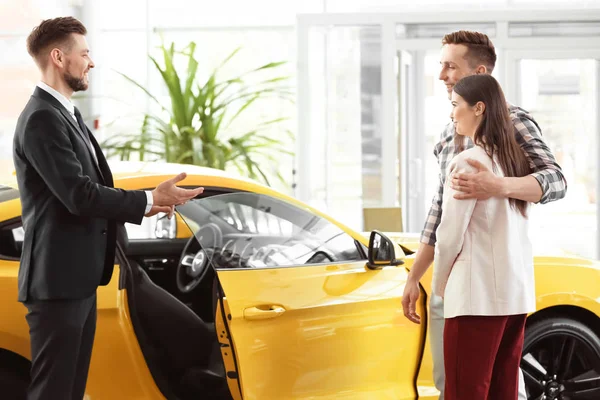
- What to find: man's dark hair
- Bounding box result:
[442,30,497,73]
[26,17,87,69]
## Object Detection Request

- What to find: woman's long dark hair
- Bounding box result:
[453,74,532,216]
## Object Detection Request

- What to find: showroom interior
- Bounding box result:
[1,0,600,260]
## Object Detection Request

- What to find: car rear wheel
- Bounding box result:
[0,364,28,400]
[522,317,600,400]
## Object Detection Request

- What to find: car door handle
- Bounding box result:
[243,305,286,320]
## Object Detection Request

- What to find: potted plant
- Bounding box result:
[101,41,294,186]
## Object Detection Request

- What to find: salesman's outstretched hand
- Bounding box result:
[147,173,204,217]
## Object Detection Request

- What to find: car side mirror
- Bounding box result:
[155,213,177,239]
[367,230,404,270]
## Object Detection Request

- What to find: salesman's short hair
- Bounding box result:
[26,17,87,69]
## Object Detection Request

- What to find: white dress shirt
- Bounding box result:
[432,145,536,318]
[36,82,153,214]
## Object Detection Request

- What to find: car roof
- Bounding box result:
[0,160,258,190]
[109,161,245,180]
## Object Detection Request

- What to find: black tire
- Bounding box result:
[0,364,28,400]
[522,317,600,400]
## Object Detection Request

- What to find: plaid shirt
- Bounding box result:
[420,103,567,246]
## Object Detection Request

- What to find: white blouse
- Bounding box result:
[432,146,536,319]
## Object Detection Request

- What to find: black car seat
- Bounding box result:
[0,228,18,258]
[127,262,215,370]
[116,231,230,399]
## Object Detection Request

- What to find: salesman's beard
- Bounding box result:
[64,71,88,92]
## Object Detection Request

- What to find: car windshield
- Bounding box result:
[176,192,365,269]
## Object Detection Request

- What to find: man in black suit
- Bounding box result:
[12,17,204,400]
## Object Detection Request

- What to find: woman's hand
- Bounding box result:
[402,278,422,324]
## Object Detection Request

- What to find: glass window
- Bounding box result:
[149,0,323,27]
[0,0,74,160]
[509,21,600,37]
[423,50,452,217]
[0,217,170,252]
[397,23,496,39]
[0,35,38,161]
[125,213,175,240]
[95,0,147,30]
[0,0,73,31]
[178,192,365,269]
[517,58,597,259]
[306,25,383,229]
[214,201,294,237]
[94,31,149,147]
[509,0,594,6]
[324,0,506,12]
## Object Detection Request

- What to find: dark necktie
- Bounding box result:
[73,107,89,139]
[73,106,98,164]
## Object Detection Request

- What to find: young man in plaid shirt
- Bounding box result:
[400,31,567,399]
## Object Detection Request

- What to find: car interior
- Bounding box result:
[0,218,23,260]
[118,218,234,400]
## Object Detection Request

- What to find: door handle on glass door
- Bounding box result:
[243,305,286,320]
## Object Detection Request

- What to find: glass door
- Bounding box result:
[507,50,600,259]
[298,24,385,230]
[398,49,424,232]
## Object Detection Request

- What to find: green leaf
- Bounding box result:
[226,93,260,128]
[113,68,169,114]
[106,40,292,183]
[184,42,199,97]
[251,61,287,72]
[215,47,242,72]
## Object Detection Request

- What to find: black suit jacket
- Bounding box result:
[13,87,147,302]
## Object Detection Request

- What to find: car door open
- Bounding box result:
[176,192,422,400]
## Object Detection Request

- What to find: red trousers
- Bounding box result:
[444,314,527,400]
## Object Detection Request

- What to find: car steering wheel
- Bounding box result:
[176,223,223,293]
[306,250,335,264]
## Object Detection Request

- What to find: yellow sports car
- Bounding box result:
[1,161,599,400]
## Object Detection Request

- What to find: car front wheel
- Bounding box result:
[522,317,600,400]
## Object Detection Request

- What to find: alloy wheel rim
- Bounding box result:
[521,331,600,399]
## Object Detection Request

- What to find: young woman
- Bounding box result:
[432,73,535,400]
